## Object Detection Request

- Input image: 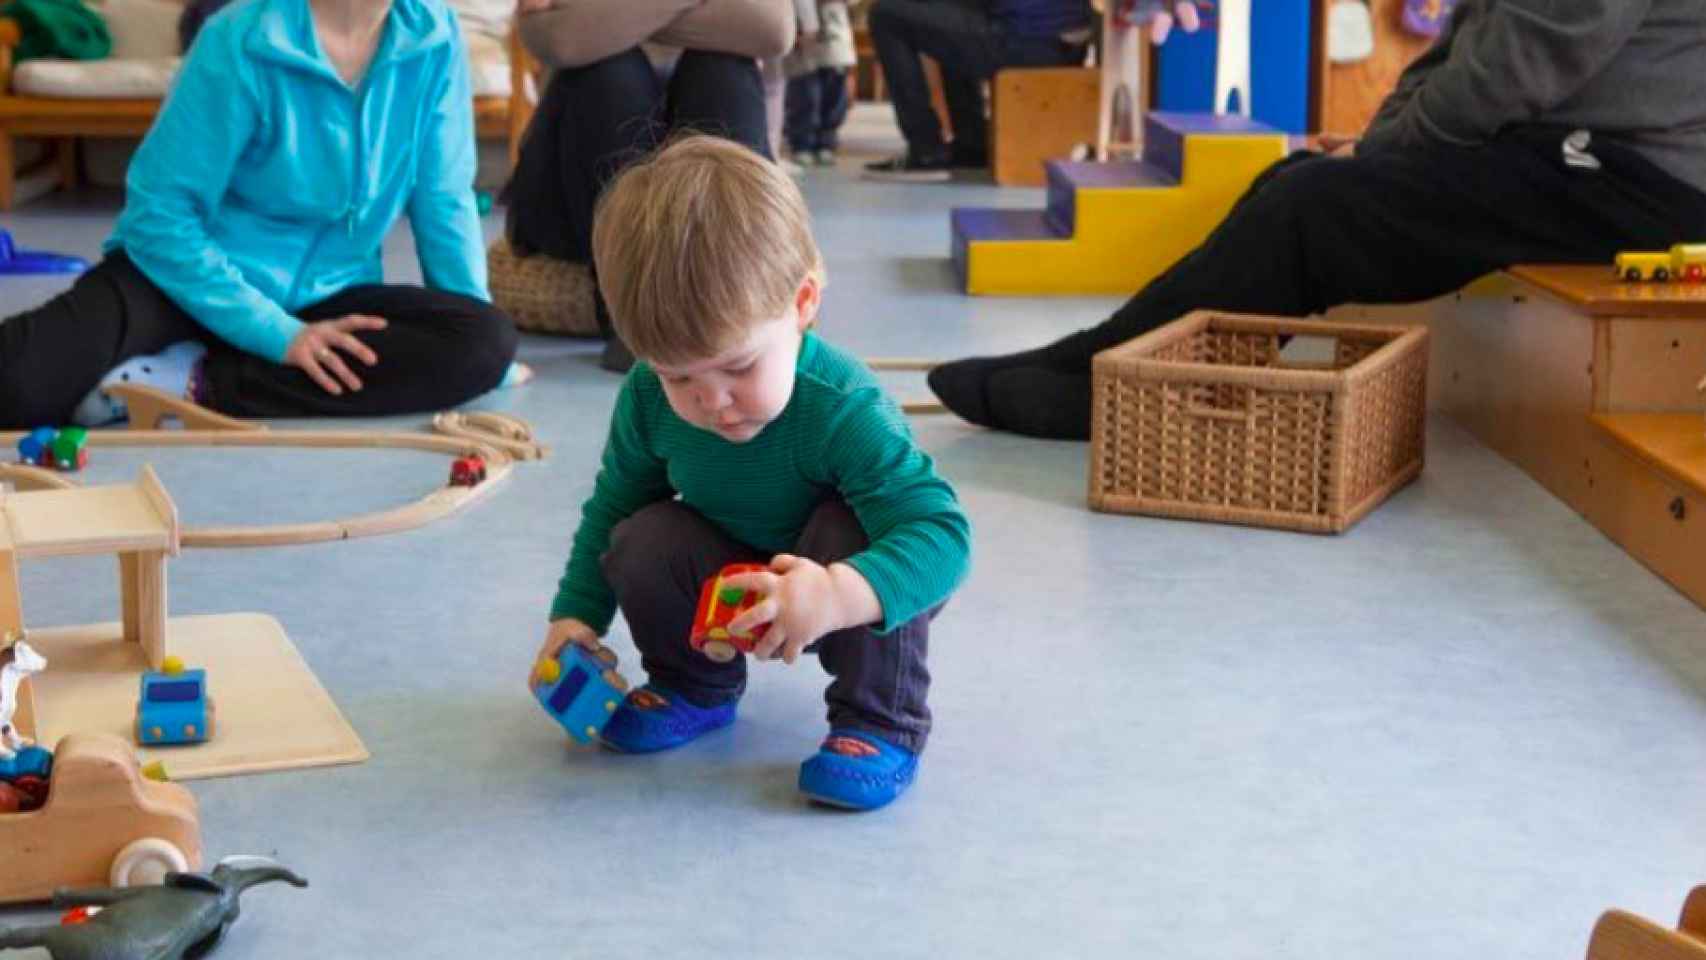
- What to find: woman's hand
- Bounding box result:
[284,315,386,396]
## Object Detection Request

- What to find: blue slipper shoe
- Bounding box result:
[798,730,918,810]
[598,686,737,754]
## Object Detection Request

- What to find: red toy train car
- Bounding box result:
[448,455,487,487]
[689,563,771,662]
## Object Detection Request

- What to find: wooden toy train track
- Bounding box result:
[0,385,548,549]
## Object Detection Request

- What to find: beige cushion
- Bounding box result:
[90,0,184,59]
[15,46,509,99]
[13,57,181,98]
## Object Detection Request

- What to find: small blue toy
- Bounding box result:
[0,744,52,782]
[135,658,215,746]
[16,427,55,465]
[0,229,88,275]
[530,644,628,744]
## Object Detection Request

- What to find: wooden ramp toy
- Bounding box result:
[0,470,366,780]
[951,112,1286,295]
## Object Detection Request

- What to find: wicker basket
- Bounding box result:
[486,237,601,337]
[1089,311,1429,533]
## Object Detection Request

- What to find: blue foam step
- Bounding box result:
[1142,111,1280,181]
[949,208,1064,290]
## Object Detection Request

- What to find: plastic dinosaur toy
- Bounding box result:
[0,856,307,959]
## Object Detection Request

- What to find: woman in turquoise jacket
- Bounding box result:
[0,0,518,427]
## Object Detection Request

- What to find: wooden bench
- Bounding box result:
[0,20,536,210]
[1335,266,1706,611]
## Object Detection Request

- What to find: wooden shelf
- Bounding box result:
[1591,412,1706,498]
[1509,265,1706,319]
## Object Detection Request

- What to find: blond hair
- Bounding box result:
[591,135,824,367]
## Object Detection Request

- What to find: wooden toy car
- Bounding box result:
[135,659,214,746]
[449,454,487,487]
[0,733,202,904]
[689,563,771,663]
[531,644,628,744]
[1616,243,1706,282]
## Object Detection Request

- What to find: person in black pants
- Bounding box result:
[863,0,1090,181]
[926,0,1706,438]
[0,0,518,431]
[502,49,770,372]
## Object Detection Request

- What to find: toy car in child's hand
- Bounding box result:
[531,643,628,744]
[690,563,772,663]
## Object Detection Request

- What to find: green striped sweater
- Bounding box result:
[551,333,971,634]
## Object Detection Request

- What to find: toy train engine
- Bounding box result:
[1616,243,1706,282]
[531,644,629,744]
[689,563,771,663]
[449,454,487,487]
[135,658,214,746]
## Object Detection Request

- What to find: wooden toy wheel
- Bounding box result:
[110,837,190,887]
[1623,266,1643,282]
[1654,268,1671,282]
[702,640,737,663]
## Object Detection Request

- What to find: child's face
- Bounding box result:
[651,275,821,444]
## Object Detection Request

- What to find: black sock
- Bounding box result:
[983,367,1093,440]
[926,337,1094,428]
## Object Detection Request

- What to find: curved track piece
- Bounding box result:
[107,384,266,433]
[432,411,549,461]
[0,463,76,491]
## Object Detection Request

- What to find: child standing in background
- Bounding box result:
[535,136,971,810]
[783,0,857,166]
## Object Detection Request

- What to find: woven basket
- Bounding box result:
[1089,311,1429,533]
[487,237,601,337]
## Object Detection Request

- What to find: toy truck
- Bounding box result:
[531,644,628,744]
[135,659,214,746]
[0,733,202,903]
[689,563,771,662]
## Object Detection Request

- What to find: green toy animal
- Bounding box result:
[0,856,306,959]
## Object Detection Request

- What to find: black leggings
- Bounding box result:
[0,252,518,427]
[502,48,769,263]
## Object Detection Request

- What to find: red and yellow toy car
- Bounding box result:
[689,563,771,662]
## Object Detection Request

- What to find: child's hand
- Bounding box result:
[724,556,880,664]
[529,618,600,688]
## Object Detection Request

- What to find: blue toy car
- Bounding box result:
[16,427,55,465]
[531,645,628,744]
[134,663,214,746]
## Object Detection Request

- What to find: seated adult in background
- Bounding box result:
[0,0,519,429]
[503,0,795,372]
[862,0,1091,181]
[927,0,1706,438]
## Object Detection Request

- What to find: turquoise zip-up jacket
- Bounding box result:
[107,0,487,363]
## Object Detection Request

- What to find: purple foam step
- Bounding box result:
[1044,160,1177,236]
[950,208,1064,289]
[1143,111,1280,182]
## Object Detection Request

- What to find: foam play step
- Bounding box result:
[952,111,1287,296]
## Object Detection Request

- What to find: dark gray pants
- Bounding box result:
[601,499,933,752]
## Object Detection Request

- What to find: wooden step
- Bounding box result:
[1590,413,1706,498]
